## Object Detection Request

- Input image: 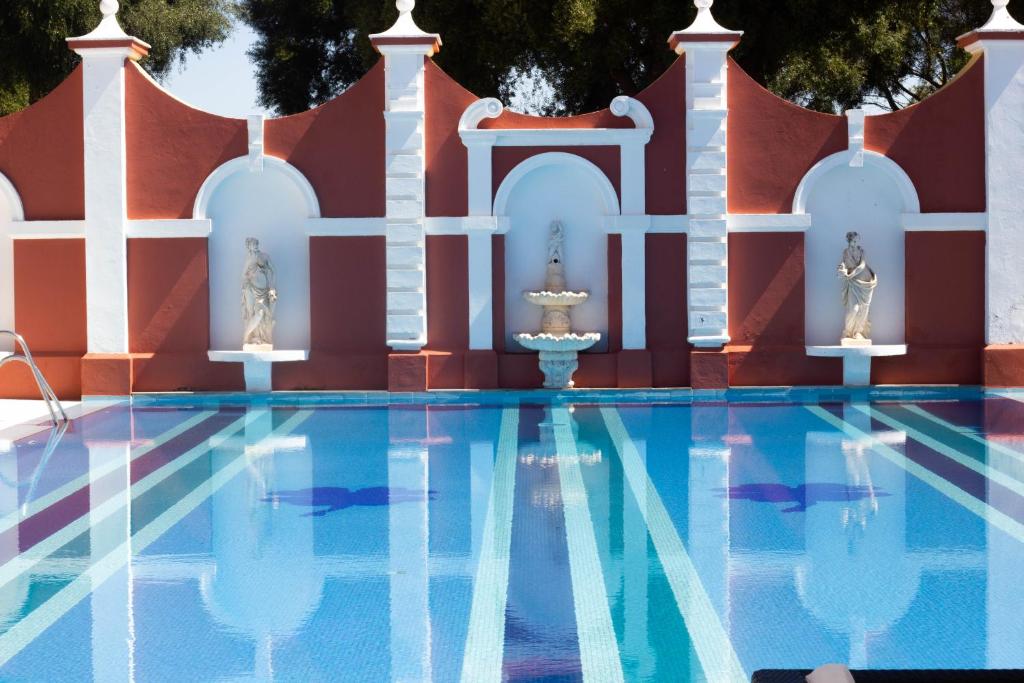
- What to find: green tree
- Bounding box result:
[240,0,1021,116]
[0,0,235,116]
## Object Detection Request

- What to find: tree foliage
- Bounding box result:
[239,0,1022,116]
[0,0,234,116]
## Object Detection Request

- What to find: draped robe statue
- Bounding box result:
[837,231,877,342]
[242,238,277,349]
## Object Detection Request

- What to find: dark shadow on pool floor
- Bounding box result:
[717,483,890,513]
[263,487,437,517]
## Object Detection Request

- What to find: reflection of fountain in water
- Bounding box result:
[200,409,322,681]
[798,405,920,668]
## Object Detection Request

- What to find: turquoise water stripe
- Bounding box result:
[551,407,624,683]
[599,407,748,683]
[806,405,1024,544]
[460,407,519,683]
[902,404,1024,469]
[0,410,219,536]
[0,409,314,667]
[858,405,1024,497]
[0,413,251,596]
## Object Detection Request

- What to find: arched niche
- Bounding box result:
[0,173,25,352]
[194,157,319,351]
[495,152,619,352]
[795,150,919,346]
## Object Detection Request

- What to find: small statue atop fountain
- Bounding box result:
[515,221,600,389]
[837,231,877,345]
[242,238,277,351]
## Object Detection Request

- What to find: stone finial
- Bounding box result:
[100,0,119,17]
[67,0,151,56]
[669,0,742,52]
[958,0,1024,50]
[369,0,441,54]
[981,0,1024,30]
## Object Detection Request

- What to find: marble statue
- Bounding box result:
[837,231,877,344]
[242,238,277,350]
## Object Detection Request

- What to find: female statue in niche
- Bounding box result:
[837,231,877,343]
[242,238,277,350]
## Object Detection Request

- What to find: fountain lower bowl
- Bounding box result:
[522,291,589,307]
[514,333,601,353]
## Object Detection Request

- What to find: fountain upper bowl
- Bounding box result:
[522,291,589,307]
[514,333,601,352]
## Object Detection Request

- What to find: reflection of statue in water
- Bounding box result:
[837,231,877,343]
[242,238,277,350]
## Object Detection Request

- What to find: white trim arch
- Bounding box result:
[0,172,24,352]
[193,156,321,220]
[793,150,920,215]
[0,172,25,222]
[493,152,620,227]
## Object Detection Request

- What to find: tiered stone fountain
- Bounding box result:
[515,221,600,389]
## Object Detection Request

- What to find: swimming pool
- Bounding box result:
[0,389,1022,681]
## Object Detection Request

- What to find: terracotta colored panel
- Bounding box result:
[424,62,477,217]
[574,354,618,388]
[691,349,729,389]
[873,347,980,385]
[905,232,985,347]
[645,234,688,349]
[727,346,841,386]
[0,68,84,220]
[479,108,631,131]
[128,238,210,353]
[309,237,387,353]
[492,235,506,353]
[81,354,132,396]
[636,57,687,215]
[132,353,243,392]
[865,58,986,213]
[426,350,464,389]
[425,235,469,350]
[464,350,498,389]
[651,350,690,388]
[125,64,247,219]
[728,60,847,214]
[274,352,387,391]
[492,147,620,200]
[728,233,804,345]
[390,352,428,391]
[14,239,86,353]
[984,345,1024,387]
[0,354,81,400]
[607,234,622,352]
[617,349,653,388]
[266,62,386,218]
[497,353,543,389]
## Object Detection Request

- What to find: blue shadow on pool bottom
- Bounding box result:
[717,483,890,513]
[263,487,438,517]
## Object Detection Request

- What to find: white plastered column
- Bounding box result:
[960,1,1024,345]
[68,2,150,355]
[371,2,442,352]
[670,0,742,348]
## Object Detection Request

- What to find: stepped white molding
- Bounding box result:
[372,1,439,352]
[671,0,742,348]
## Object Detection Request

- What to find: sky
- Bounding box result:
[162,22,270,119]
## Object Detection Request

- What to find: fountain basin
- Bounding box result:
[515,333,601,353]
[522,291,589,307]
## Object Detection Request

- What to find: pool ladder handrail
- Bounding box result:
[0,330,68,426]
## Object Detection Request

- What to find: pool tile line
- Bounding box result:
[902,403,1024,468]
[0,409,315,669]
[551,407,625,683]
[0,410,221,538]
[805,405,1024,545]
[0,411,253,596]
[856,405,1024,500]
[459,407,519,683]
[599,406,749,683]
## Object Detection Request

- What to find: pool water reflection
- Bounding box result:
[0,395,1021,681]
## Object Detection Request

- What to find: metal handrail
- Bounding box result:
[0,331,68,426]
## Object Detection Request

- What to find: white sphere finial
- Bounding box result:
[100,0,119,18]
[397,0,415,14]
[695,0,713,9]
[994,0,1010,8]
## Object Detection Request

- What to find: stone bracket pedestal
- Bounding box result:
[208,350,309,393]
[690,349,729,390]
[389,352,428,392]
[617,350,652,388]
[806,345,907,386]
[538,350,580,389]
[81,353,133,396]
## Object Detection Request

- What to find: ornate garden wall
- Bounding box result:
[0,0,1020,397]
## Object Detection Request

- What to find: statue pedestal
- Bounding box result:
[806,345,907,386]
[208,350,309,392]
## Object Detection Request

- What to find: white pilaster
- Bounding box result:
[68,1,150,355]
[670,0,741,348]
[959,1,1024,345]
[371,1,441,352]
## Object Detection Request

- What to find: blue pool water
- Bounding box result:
[0,390,1023,681]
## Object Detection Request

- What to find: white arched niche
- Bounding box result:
[495,152,619,352]
[0,173,25,352]
[195,157,319,351]
[795,150,919,346]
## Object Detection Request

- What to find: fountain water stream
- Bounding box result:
[515,221,600,388]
